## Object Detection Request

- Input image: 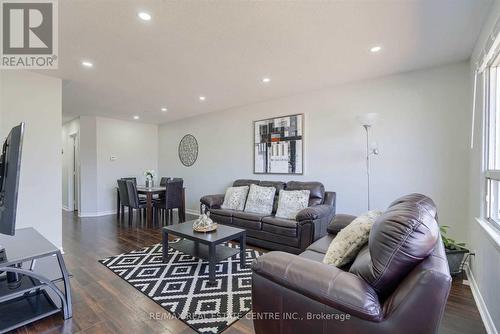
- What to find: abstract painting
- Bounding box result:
[254,114,303,174]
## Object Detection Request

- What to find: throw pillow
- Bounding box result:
[221,186,249,211]
[323,210,383,267]
[244,184,276,215]
[275,190,310,219]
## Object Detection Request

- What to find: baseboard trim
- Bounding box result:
[465,265,498,334]
[78,209,126,217]
[79,208,197,218]
[186,209,199,216]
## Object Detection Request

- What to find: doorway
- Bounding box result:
[66,133,80,212]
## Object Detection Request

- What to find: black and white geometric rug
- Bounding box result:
[99,240,262,334]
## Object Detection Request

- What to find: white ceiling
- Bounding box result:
[55,0,492,124]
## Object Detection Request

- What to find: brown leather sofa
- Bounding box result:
[251,194,451,334]
[200,179,336,254]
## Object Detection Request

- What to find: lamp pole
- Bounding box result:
[357,113,379,211]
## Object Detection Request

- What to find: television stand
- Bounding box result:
[0,228,72,333]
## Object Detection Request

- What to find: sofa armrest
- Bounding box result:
[252,251,382,321]
[296,204,333,223]
[200,194,225,209]
[327,214,357,234]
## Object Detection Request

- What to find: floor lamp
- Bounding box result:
[357,113,379,210]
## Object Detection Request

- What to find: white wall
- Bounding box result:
[468,0,500,332]
[78,115,98,216]
[95,117,158,214]
[0,71,62,249]
[158,62,471,240]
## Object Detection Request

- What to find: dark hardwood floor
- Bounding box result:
[12,211,486,334]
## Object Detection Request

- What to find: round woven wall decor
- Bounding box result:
[178,134,198,167]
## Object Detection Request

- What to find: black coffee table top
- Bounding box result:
[163,221,245,244]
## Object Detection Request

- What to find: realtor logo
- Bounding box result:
[1,0,58,69]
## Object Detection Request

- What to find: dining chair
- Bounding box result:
[118,179,147,224]
[160,177,171,186]
[121,177,137,185]
[117,179,130,219]
[154,179,185,225]
[125,180,148,223]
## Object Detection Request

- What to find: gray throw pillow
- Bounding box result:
[323,210,383,267]
[221,186,249,211]
[244,184,276,215]
[275,190,310,219]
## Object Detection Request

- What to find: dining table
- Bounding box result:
[116,185,186,226]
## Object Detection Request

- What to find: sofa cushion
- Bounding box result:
[232,217,262,230]
[221,186,249,211]
[323,211,382,267]
[262,216,298,237]
[247,230,300,248]
[259,181,286,213]
[233,179,259,187]
[244,184,276,215]
[348,244,371,273]
[349,193,439,299]
[306,234,335,254]
[299,249,326,263]
[233,211,267,222]
[210,211,233,225]
[259,181,285,191]
[286,181,325,206]
[327,214,357,234]
[275,190,310,219]
[210,208,238,217]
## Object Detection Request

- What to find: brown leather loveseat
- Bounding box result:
[251,194,451,334]
[200,179,336,254]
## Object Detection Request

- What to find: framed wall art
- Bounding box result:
[254,114,303,174]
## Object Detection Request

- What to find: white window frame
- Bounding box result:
[485,63,500,228]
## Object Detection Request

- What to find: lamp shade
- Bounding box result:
[356,113,379,126]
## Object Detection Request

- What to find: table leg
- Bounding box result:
[116,188,120,218]
[162,229,169,263]
[240,233,246,268]
[209,244,216,284]
[56,252,72,319]
[147,192,153,226]
[181,188,186,222]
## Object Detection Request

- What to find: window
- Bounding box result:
[485,65,500,226]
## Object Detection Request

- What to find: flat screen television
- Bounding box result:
[0,123,24,251]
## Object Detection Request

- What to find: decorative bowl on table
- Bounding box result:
[193,205,218,232]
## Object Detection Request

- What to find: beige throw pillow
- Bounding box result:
[221,186,249,211]
[244,184,276,215]
[275,190,310,219]
[323,210,383,267]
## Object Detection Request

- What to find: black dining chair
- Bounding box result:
[160,177,171,186]
[121,177,137,185]
[124,180,147,223]
[117,179,130,220]
[154,179,185,225]
[126,181,147,219]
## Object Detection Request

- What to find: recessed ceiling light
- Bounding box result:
[138,12,151,21]
[133,115,140,120]
[262,77,271,83]
[81,61,93,68]
[199,96,206,101]
[370,46,382,53]
[161,107,167,112]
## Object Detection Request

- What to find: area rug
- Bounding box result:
[99,240,262,334]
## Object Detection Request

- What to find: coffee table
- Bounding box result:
[162,221,246,284]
